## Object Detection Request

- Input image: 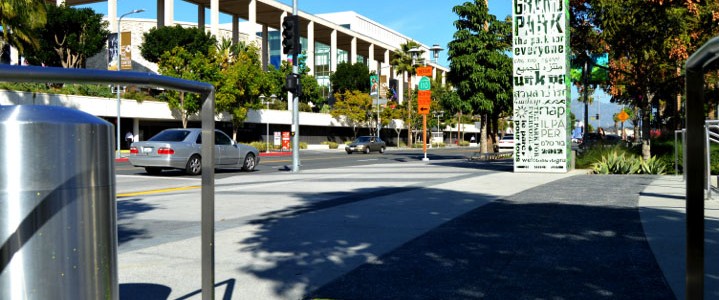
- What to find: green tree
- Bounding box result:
[0,0,46,53]
[157,46,220,128]
[140,25,216,63]
[380,100,404,146]
[330,90,373,138]
[215,39,273,139]
[390,40,423,147]
[330,62,371,94]
[275,60,324,111]
[448,0,512,153]
[21,4,108,68]
[592,0,719,159]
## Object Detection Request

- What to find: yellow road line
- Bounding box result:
[117,185,200,198]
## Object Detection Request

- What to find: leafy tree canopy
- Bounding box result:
[0,0,46,53]
[22,4,108,68]
[140,25,216,63]
[330,90,373,138]
[330,62,371,94]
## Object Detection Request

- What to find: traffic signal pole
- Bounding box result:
[282,2,301,173]
[291,0,300,173]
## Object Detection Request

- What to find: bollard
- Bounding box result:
[0,105,117,299]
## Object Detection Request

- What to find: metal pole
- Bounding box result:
[377,66,380,137]
[266,101,270,153]
[291,0,300,173]
[706,124,711,198]
[675,130,679,175]
[683,35,719,299]
[422,114,428,161]
[115,9,144,159]
[116,17,121,159]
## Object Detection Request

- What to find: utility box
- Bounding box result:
[0,105,117,299]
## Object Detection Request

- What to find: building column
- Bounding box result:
[350,37,357,64]
[330,29,337,72]
[157,0,173,27]
[210,0,219,37]
[198,5,205,31]
[306,20,315,76]
[368,44,375,73]
[108,0,117,31]
[132,118,140,141]
[248,0,257,44]
[233,15,240,45]
[262,24,269,71]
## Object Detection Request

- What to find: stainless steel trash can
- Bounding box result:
[0,105,117,299]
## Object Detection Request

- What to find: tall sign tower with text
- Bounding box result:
[512,0,571,173]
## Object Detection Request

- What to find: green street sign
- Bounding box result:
[418,76,431,91]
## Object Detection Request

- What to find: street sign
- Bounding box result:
[617,110,629,122]
[418,77,431,91]
[417,90,431,115]
[416,66,433,77]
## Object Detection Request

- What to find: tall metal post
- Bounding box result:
[684,35,719,300]
[291,0,300,172]
[115,9,144,159]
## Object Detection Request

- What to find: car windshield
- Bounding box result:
[354,136,372,143]
[148,130,191,142]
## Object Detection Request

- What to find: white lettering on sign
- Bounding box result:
[512,0,570,173]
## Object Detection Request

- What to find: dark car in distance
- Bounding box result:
[345,136,386,154]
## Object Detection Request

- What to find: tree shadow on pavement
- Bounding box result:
[233,174,708,299]
[117,198,155,245]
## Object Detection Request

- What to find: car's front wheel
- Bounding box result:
[185,155,202,175]
[242,153,256,171]
[346,149,353,154]
[364,147,370,154]
[379,146,385,154]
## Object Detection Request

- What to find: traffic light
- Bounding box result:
[285,73,299,94]
[282,15,300,55]
[595,113,600,120]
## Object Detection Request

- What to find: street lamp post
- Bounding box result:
[260,94,277,153]
[115,9,144,159]
[429,44,444,64]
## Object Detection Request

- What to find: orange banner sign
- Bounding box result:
[417,90,431,115]
[416,66,433,77]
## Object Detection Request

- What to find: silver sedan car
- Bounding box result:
[129,128,260,175]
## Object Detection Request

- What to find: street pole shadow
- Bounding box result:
[119,278,235,300]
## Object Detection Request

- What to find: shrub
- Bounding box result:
[321,141,339,149]
[431,142,445,148]
[458,140,470,146]
[591,152,640,174]
[590,149,668,175]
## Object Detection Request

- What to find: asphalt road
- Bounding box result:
[115,147,482,178]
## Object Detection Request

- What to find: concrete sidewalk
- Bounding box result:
[116,162,717,299]
[638,175,719,299]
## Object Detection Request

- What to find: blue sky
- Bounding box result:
[80,0,512,67]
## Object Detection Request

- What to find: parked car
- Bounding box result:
[495,134,515,152]
[129,128,260,175]
[345,136,386,154]
[582,133,623,148]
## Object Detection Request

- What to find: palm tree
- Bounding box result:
[390,40,422,148]
[0,0,46,54]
